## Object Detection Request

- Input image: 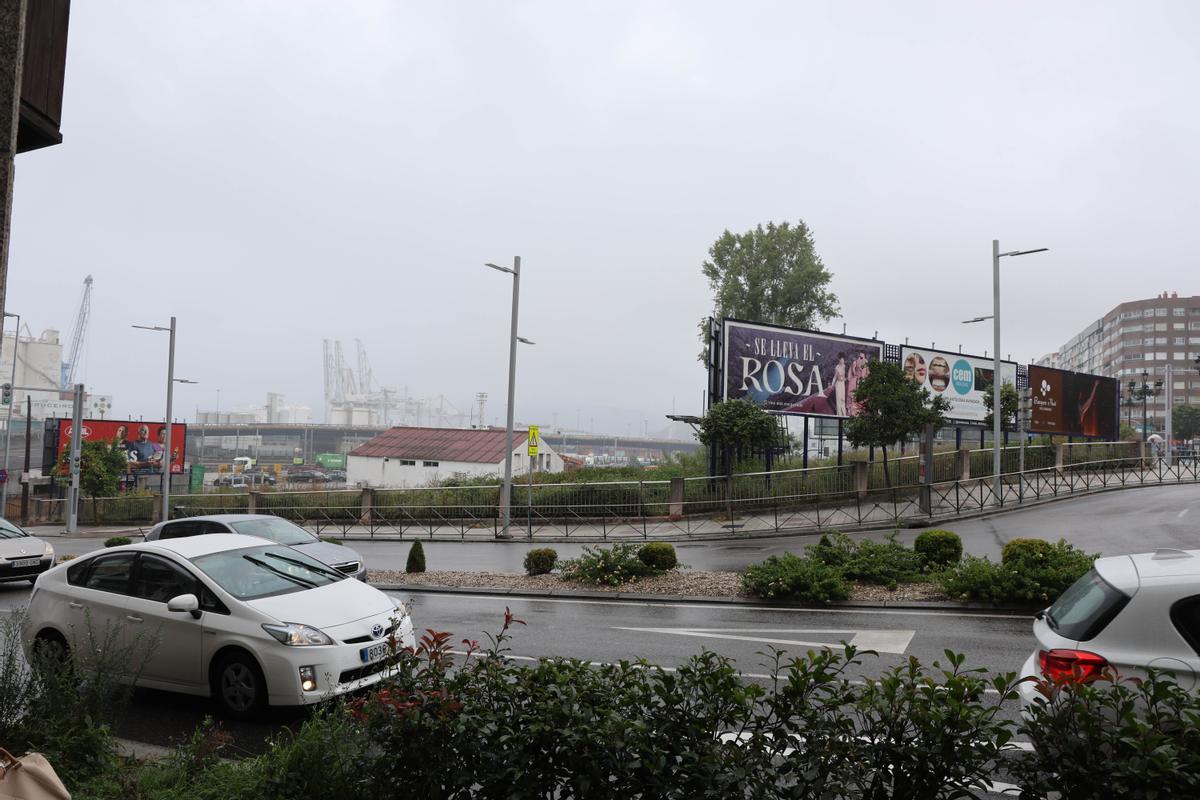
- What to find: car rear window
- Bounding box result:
[1046,568,1130,641]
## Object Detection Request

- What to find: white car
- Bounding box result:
[0,517,54,584]
[23,534,414,718]
[1019,548,1200,709]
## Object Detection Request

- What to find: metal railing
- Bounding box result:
[25,449,1198,540]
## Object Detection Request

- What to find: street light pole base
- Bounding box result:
[494,532,515,541]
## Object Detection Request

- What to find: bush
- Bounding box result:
[523,547,557,576]
[741,553,851,604]
[558,543,654,586]
[638,542,677,571]
[914,529,962,569]
[1001,537,1053,565]
[405,540,426,574]
[938,539,1096,605]
[103,536,131,547]
[807,531,922,588]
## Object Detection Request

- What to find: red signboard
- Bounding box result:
[56,419,187,474]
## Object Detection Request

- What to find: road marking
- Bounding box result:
[1180,508,1191,518]
[447,650,1004,694]
[397,591,1031,620]
[614,626,916,655]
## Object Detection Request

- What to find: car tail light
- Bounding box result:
[1038,649,1110,684]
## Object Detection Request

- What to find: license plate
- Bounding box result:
[12,558,39,568]
[359,641,390,664]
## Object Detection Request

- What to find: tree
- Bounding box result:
[982,382,1020,430]
[696,399,783,476]
[1174,404,1200,441]
[846,360,951,486]
[56,438,130,522]
[699,220,839,360]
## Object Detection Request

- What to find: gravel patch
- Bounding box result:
[368,569,948,602]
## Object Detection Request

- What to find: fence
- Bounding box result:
[25,441,1194,540]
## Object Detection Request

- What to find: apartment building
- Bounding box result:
[1036,292,1200,434]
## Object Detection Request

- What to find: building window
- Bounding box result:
[1156,337,1167,345]
[1156,323,1167,331]
[1174,308,1187,316]
[1156,308,1168,317]
[397,459,415,466]
[423,461,439,468]
[1175,338,1187,346]
[1156,352,1168,360]
[1144,337,1155,346]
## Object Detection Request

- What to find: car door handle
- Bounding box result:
[126,614,144,623]
[68,601,83,609]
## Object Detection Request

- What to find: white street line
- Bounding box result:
[1180,508,1190,518]
[446,650,1003,694]
[613,626,916,655]
[397,591,1031,620]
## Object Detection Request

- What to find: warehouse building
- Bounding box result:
[346,426,563,488]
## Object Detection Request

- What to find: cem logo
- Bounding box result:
[950,359,973,395]
[1040,380,1052,397]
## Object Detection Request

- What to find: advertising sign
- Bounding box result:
[722,319,884,417]
[900,347,1017,424]
[1028,366,1120,439]
[55,419,187,475]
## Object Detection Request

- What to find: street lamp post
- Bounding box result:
[134,317,196,523]
[963,240,1048,505]
[1,311,19,513]
[1128,370,1163,444]
[485,258,535,539]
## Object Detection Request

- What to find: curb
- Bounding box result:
[372,582,1035,616]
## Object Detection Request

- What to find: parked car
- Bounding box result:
[215,472,276,488]
[287,470,330,484]
[23,533,414,717]
[1019,548,1200,710]
[145,514,367,582]
[0,517,54,584]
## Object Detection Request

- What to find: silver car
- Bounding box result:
[0,517,54,584]
[144,514,367,582]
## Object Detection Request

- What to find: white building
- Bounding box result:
[347,426,564,488]
[0,328,113,424]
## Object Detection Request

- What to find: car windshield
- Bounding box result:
[191,544,344,600]
[0,518,28,539]
[229,517,315,546]
[1045,568,1130,641]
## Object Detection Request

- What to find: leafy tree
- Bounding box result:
[56,438,130,521]
[696,399,783,477]
[982,382,1020,430]
[846,360,951,486]
[699,219,839,360]
[1174,404,1200,441]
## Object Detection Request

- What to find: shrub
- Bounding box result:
[57,554,76,563]
[741,553,851,604]
[807,531,922,588]
[1001,537,1053,565]
[558,543,655,586]
[638,542,677,571]
[103,536,131,548]
[938,539,1096,605]
[523,547,557,576]
[914,529,963,569]
[1015,671,1200,798]
[405,540,426,574]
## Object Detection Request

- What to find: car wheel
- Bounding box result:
[211,652,267,719]
[32,631,71,674]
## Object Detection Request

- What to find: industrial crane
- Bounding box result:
[60,275,93,390]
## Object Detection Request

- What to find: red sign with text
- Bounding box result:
[56,419,187,474]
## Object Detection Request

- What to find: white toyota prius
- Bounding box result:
[22,534,414,718]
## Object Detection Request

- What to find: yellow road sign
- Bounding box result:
[527,425,539,456]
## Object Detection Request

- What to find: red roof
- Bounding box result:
[348,427,530,465]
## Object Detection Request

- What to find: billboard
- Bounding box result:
[722,319,884,417]
[55,419,187,475]
[900,347,1017,425]
[1028,366,1120,439]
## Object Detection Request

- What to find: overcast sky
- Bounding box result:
[8,1,1199,435]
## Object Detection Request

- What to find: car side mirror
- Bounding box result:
[167,593,202,619]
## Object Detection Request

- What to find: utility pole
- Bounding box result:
[19,392,28,524]
[66,384,83,533]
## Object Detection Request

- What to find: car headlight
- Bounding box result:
[262,623,333,646]
[43,543,54,558]
[389,596,407,614]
